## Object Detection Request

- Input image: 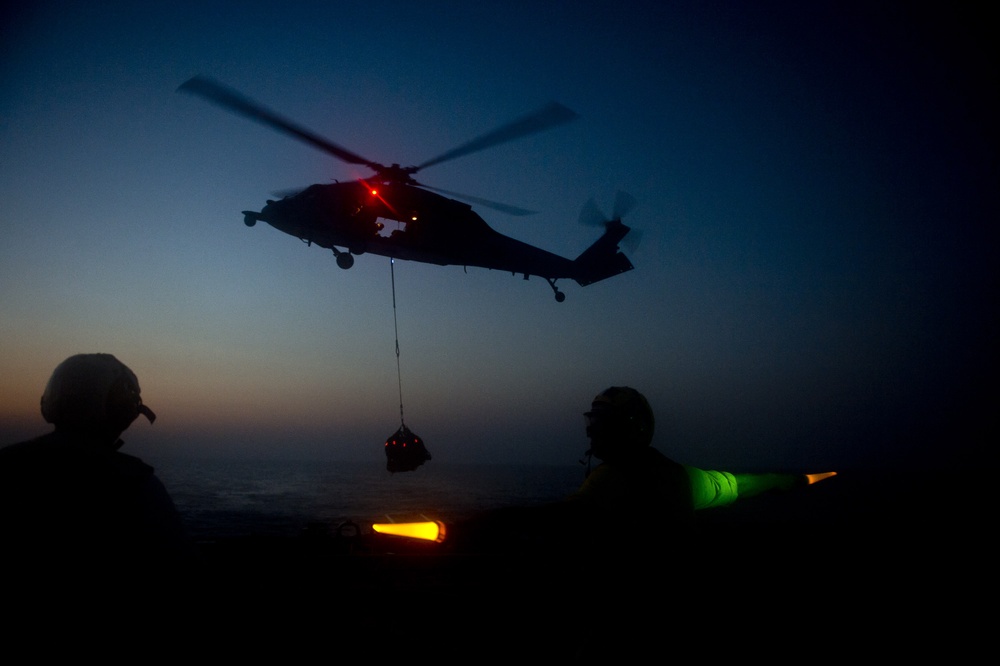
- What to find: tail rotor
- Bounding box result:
[579,190,642,254]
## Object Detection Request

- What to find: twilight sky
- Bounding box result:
[1,1,994,471]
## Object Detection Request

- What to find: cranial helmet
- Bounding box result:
[586,386,655,452]
[41,354,156,434]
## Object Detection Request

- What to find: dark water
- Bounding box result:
[148,455,983,553]
[138,455,985,633]
[150,456,584,541]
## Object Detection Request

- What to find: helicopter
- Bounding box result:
[177,76,636,301]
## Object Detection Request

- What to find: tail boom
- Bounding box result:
[572,220,634,286]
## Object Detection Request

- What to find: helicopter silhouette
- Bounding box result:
[178,76,636,301]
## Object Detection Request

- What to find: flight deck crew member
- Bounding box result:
[449,386,831,553]
[0,353,194,565]
[563,386,817,546]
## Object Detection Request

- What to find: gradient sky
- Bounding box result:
[1,1,994,470]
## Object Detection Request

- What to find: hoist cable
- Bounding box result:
[390,258,405,427]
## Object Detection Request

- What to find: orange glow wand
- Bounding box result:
[372,520,446,543]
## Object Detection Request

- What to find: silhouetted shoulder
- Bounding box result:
[569,447,694,529]
[0,432,154,483]
[0,432,193,564]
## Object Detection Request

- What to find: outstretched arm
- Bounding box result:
[732,472,805,499]
[739,471,838,496]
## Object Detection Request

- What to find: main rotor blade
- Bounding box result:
[416,102,579,171]
[419,184,537,216]
[178,76,377,169]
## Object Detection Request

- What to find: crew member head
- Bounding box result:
[40,353,156,448]
[584,386,654,462]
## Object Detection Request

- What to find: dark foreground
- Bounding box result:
[7,468,984,658]
[166,474,981,660]
[181,466,982,599]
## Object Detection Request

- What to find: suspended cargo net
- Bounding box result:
[384,424,431,473]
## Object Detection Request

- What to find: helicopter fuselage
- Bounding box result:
[179,76,635,300]
[246,181,580,280]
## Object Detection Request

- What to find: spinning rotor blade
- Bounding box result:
[613,191,637,220]
[612,191,641,253]
[622,228,643,255]
[416,102,579,171]
[180,76,576,210]
[579,191,637,226]
[579,198,608,228]
[419,184,537,216]
[580,191,642,253]
[178,76,378,169]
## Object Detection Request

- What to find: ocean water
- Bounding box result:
[147,454,975,550]
[117,454,988,648]
[86,454,990,624]
[149,456,585,541]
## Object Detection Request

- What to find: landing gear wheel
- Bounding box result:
[546,278,565,302]
[242,212,257,227]
[336,252,355,269]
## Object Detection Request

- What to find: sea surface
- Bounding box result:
[97,454,992,627]
[149,456,585,542]
[147,453,980,550]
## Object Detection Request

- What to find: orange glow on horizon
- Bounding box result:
[806,471,837,484]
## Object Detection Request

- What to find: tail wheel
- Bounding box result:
[336,252,354,269]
